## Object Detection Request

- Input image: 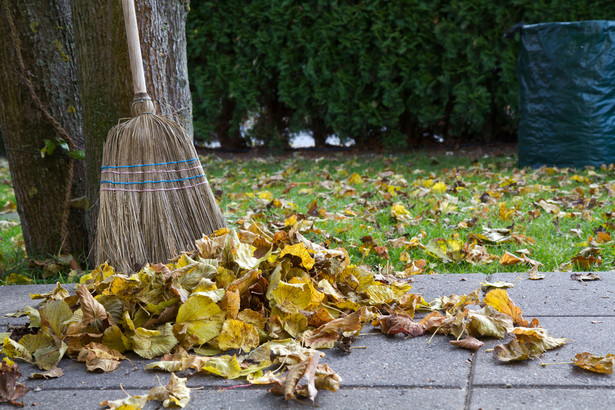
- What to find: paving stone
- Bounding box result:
[322,326,472,388]
[17,386,467,409]
[0,284,73,316]
[472,316,615,388]
[490,271,615,317]
[409,273,490,303]
[469,387,615,410]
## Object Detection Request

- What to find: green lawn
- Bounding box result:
[1,151,614,284]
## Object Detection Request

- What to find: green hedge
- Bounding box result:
[187,1,615,150]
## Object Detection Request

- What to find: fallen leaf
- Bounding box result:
[28,367,64,379]
[147,373,191,408]
[499,251,524,266]
[572,352,614,374]
[217,319,260,352]
[76,285,108,324]
[77,343,125,372]
[570,273,602,282]
[450,336,484,352]
[376,314,425,337]
[493,327,567,362]
[0,359,30,406]
[480,280,514,291]
[484,289,528,327]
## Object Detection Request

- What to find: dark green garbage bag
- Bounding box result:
[518,21,615,168]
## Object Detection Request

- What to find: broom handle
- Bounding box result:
[121,0,148,96]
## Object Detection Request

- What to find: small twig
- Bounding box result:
[219,383,252,391]
[350,346,367,349]
[539,362,571,367]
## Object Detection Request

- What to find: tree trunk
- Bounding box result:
[70,0,194,262]
[0,0,87,258]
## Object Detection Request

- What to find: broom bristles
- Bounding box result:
[95,112,226,273]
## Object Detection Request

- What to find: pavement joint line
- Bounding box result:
[522,315,615,318]
[471,384,615,390]
[30,385,468,391]
[462,273,493,410]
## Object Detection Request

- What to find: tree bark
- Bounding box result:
[70,0,194,261]
[0,0,87,258]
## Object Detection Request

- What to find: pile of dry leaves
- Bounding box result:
[0,220,613,408]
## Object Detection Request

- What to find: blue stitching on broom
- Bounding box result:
[101,157,198,170]
[101,173,206,185]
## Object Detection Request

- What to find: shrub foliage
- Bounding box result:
[187,1,615,149]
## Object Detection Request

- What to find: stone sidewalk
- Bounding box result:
[0,272,613,409]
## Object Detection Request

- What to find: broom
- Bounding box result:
[95,0,226,272]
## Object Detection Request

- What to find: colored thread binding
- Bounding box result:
[101,173,206,185]
[100,180,209,193]
[101,157,198,170]
[100,157,206,191]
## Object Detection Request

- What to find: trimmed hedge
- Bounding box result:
[187,1,615,150]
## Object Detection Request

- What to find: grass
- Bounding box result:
[2,150,615,284]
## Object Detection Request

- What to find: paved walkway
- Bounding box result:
[0,272,613,409]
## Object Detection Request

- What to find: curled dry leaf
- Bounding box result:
[376,314,425,337]
[570,273,602,282]
[450,336,484,352]
[0,359,30,406]
[572,352,615,374]
[493,327,567,362]
[28,367,64,379]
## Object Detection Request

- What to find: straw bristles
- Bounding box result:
[95,112,226,272]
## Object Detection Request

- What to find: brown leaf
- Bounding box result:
[571,255,602,270]
[377,314,425,337]
[572,352,614,374]
[303,307,370,348]
[570,273,602,282]
[450,336,484,352]
[0,360,30,406]
[284,355,320,401]
[28,367,64,379]
[76,284,108,325]
[77,343,125,373]
[419,311,445,332]
[334,329,357,354]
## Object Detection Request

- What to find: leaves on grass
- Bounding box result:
[572,352,615,374]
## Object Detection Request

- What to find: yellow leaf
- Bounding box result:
[131,323,177,359]
[258,191,273,201]
[39,300,73,337]
[431,181,447,194]
[572,352,615,374]
[285,214,298,226]
[390,203,411,222]
[365,284,397,305]
[218,319,260,352]
[499,250,523,266]
[347,172,363,185]
[483,289,527,326]
[498,202,515,221]
[280,243,315,270]
[271,281,314,313]
[175,295,225,345]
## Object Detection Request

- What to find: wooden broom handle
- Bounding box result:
[121,0,147,95]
